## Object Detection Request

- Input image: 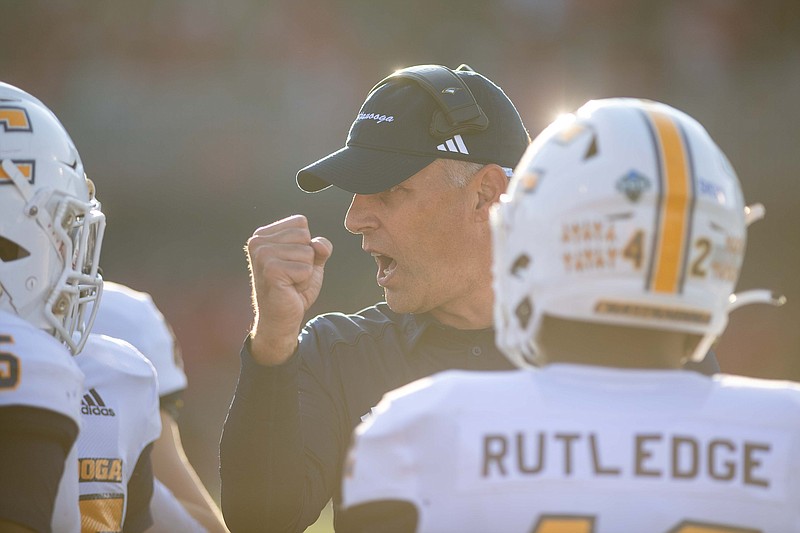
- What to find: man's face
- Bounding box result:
[344,160,490,318]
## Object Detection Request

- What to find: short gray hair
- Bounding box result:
[436,158,485,188]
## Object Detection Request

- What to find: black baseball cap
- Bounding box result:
[296,64,530,194]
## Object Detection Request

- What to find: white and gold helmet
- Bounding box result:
[0,82,105,354]
[492,98,778,367]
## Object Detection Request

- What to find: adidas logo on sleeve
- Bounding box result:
[81,388,116,417]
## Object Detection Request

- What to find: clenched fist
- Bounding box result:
[245,214,333,365]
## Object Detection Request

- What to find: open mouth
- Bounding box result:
[372,252,398,286]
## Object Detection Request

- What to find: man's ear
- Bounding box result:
[474,164,509,221]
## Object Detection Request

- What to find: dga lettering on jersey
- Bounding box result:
[79,458,123,482]
[481,431,772,488]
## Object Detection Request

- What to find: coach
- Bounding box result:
[219,64,530,532]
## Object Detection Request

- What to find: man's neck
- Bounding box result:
[427,288,494,330]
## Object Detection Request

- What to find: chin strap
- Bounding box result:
[1,159,34,201]
[728,290,786,312]
[727,203,786,312]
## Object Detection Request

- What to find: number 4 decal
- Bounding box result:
[530,516,760,533]
[622,230,645,269]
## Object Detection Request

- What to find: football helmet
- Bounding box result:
[492,98,773,367]
[0,82,105,354]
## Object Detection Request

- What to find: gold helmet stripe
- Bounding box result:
[644,109,695,294]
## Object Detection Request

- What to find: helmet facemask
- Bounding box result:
[46,187,105,353]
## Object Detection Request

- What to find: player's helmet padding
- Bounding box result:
[492,98,774,367]
[0,82,105,354]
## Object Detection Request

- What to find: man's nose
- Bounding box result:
[344,193,380,235]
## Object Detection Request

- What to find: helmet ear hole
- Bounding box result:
[0,235,30,262]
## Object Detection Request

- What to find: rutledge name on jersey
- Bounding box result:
[457,419,790,498]
[480,429,769,486]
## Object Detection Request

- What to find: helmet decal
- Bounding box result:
[515,297,533,329]
[510,254,531,277]
[0,106,33,132]
[615,170,651,202]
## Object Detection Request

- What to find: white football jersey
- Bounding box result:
[0,309,84,532]
[343,364,800,532]
[92,281,187,397]
[75,333,161,533]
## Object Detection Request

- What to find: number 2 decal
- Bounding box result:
[690,238,712,278]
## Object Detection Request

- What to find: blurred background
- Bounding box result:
[2,1,798,530]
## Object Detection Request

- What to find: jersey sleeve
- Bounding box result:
[220,340,308,532]
[0,406,79,533]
